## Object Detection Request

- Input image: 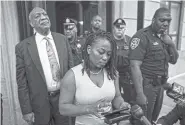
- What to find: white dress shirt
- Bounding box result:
[35,32,60,91]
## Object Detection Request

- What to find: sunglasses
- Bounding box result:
[115,25,126,29]
[64,24,75,30]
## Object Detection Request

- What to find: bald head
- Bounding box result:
[153,7,170,19]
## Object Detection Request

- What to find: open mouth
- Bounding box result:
[40,20,49,25]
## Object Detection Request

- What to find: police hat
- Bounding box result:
[63,18,77,30]
[113,18,126,28]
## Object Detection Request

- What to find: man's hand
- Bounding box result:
[160,34,174,46]
[119,101,131,109]
[23,112,34,125]
[85,98,111,118]
[176,100,185,108]
[136,93,147,106]
[118,120,132,125]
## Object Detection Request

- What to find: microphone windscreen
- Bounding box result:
[131,104,140,113]
[163,83,172,90]
[130,104,144,119]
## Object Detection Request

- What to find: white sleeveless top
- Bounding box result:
[71,64,116,125]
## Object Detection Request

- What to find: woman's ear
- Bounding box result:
[152,18,155,24]
[87,45,91,54]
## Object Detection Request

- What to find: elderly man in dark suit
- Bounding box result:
[15,7,73,125]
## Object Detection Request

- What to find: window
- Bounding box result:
[169,2,181,48]
[161,1,182,49]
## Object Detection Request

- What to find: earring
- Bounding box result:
[87,50,91,54]
[87,46,91,54]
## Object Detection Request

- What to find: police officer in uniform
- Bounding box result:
[83,15,104,37]
[129,8,179,124]
[157,104,185,125]
[64,18,85,66]
[112,18,135,104]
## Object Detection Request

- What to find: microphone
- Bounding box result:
[163,82,185,103]
[103,107,131,124]
[130,105,152,125]
[162,83,173,90]
[164,82,185,95]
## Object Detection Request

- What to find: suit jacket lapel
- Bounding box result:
[28,36,46,82]
[51,32,63,71]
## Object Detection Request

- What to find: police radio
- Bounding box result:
[163,82,185,104]
[102,107,131,124]
[102,105,152,125]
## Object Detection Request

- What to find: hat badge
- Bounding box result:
[118,19,122,23]
[66,18,70,23]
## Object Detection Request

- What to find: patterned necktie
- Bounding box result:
[44,37,61,82]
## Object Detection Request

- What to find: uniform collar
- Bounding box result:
[148,25,160,38]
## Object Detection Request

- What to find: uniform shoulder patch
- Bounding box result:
[130,38,140,50]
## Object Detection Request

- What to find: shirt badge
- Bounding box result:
[76,43,81,48]
[130,38,140,50]
[124,45,129,50]
[153,42,159,45]
[66,18,70,23]
[118,19,122,23]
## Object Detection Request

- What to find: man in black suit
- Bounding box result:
[15,7,73,125]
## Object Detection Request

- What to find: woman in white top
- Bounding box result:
[59,31,131,125]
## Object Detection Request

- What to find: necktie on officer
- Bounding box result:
[44,37,61,82]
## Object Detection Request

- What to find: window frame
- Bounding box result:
[160,1,183,50]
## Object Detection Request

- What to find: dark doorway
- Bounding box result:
[82,2,98,32]
[55,1,79,34]
[55,1,99,36]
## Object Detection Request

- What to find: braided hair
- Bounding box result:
[82,31,117,80]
